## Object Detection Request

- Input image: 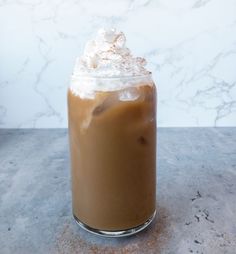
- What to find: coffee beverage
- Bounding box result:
[68,29,156,236]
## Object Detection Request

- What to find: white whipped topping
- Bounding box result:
[73,28,150,77]
[70,28,151,98]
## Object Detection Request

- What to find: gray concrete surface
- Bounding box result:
[0,128,236,254]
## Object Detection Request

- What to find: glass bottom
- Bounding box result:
[73,210,156,237]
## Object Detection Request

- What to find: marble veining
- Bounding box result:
[0,0,236,127]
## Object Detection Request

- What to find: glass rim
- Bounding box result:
[71,72,152,80]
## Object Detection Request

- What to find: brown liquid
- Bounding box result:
[68,83,156,231]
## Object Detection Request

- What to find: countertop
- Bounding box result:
[0,128,235,254]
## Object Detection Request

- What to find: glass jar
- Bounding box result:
[67,74,157,237]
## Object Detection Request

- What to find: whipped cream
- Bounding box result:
[73,28,150,77]
[71,28,151,97]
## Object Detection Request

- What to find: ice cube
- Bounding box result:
[92,94,119,116]
[119,87,140,101]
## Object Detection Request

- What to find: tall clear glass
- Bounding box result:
[67,74,157,237]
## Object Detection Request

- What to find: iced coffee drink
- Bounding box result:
[68,29,156,237]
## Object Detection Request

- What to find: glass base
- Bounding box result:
[73,210,156,237]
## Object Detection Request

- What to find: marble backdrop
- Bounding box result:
[0,0,236,128]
